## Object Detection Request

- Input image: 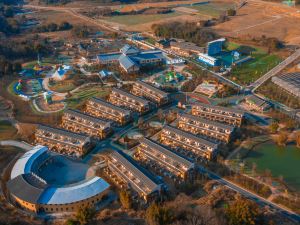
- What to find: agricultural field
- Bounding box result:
[188,2,235,18]
[105,12,183,26]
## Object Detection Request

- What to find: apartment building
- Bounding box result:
[85,97,131,125]
[177,113,234,143]
[61,109,112,139]
[131,81,169,106]
[135,138,194,180]
[106,150,161,201]
[35,125,92,157]
[191,102,244,126]
[108,88,150,114]
[160,125,218,160]
[170,41,205,57]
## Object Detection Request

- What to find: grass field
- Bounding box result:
[67,86,111,109]
[105,12,182,26]
[49,81,76,93]
[225,42,281,85]
[189,2,234,17]
[229,53,281,85]
[0,120,17,141]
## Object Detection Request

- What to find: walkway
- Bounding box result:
[0,140,33,151]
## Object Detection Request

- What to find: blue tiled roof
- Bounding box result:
[38,177,110,204]
[119,55,137,70]
[97,52,121,62]
[120,44,140,55]
[10,145,48,179]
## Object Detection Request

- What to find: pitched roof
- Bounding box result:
[97,52,121,62]
[119,55,137,71]
[245,95,271,108]
[120,44,140,55]
[135,81,168,97]
[179,113,234,131]
[89,97,131,115]
[192,102,244,115]
[109,150,160,194]
[64,109,111,127]
[162,125,218,150]
[37,125,89,141]
[140,138,194,169]
[111,88,149,105]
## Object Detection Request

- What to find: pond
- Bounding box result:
[242,141,300,191]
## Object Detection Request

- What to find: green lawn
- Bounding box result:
[66,86,111,109]
[105,12,182,26]
[0,120,17,141]
[48,81,76,93]
[229,53,281,85]
[189,3,234,17]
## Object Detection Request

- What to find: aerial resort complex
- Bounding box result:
[2,1,300,223]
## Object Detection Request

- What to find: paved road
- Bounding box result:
[251,49,300,91]
[0,140,33,151]
[198,166,300,223]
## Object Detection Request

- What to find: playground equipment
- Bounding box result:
[16,80,23,91]
[282,0,295,7]
[43,91,53,104]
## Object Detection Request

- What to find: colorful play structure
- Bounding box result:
[43,91,53,104]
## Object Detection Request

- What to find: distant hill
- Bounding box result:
[38,0,186,5]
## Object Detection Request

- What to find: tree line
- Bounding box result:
[35,21,73,33]
[151,21,218,46]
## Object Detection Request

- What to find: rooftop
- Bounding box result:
[89,97,131,115]
[179,113,234,131]
[111,88,149,105]
[64,109,111,127]
[162,125,218,150]
[109,150,160,194]
[135,81,168,97]
[192,102,244,115]
[39,177,110,205]
[10,145,48,179]
[140,138,194,169]
[245,95,271,108]
[37,125,90,141]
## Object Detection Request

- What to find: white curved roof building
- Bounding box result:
[7,145,110,214]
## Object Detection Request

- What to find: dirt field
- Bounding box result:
[25,0,300,44]
[214,0,300,45]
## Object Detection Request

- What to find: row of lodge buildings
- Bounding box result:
[34,107,115,158]
[34,81,169,157]
[100,102,244,201]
